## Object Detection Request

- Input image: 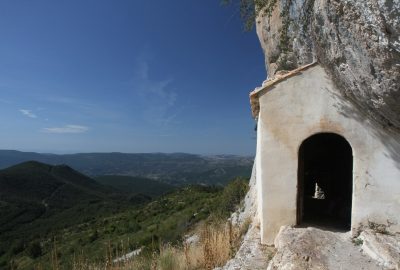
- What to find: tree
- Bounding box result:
[27,241,42,258]
[222,178,249,212]
[222,0,277,31]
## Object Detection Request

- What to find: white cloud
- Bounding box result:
[133,60,180,127]
[19,109,37,118]
[42,125,89,134]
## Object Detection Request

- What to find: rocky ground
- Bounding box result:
[219,224,400,270]
[269,226,399,270]
[219,163,400,270]
[216,223,275,270]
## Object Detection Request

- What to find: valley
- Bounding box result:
[0,154,251,269]
[0,150,253,186]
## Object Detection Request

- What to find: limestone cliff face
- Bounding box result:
[256,0,400,130]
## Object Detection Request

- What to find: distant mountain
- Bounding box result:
[0,161,114,205]
[0,161,130,249]
[0,150,254,185]
[94,175,175,198]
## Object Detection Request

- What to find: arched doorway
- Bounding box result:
[297,133,353,230]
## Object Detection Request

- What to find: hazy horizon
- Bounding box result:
[0,148,255,157]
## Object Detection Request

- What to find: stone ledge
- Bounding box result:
[249,62,318,118]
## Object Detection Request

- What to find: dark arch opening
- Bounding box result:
[297,133,353,230]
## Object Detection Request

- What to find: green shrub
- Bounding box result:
[27,241,42,258]
[218,178,249,215]
[11,241,25,255]
[88,230,99,242]
[352,238,363,246]
[222,0,277,31]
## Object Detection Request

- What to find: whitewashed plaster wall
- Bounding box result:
[255,65,400,245]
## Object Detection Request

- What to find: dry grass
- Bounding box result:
[58,219,249,270]
[201,222,236,269]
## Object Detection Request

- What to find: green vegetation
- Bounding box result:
[222,0,277,31]
[0,160,250,270]
[352,238,363,246]
[223,0,300,69]
[0,161,127,241]
[278,3,290,53]
[0,161,139,268]
[27,242,42,259]
[302,0,315,31]
[94,175,175,198]
[212,177,249,219]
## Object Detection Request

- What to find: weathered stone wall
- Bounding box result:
[255,65,400,244]
[256,0,400,131]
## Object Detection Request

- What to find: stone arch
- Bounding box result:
[297,132,353,230]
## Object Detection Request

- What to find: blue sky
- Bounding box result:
[0,0,266,155]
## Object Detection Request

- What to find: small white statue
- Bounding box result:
[313,182,325,199]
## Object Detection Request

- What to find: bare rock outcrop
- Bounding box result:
[230,161,258,226]
[268,226,387,270]
[360,230,400,269]
[256,0,400,130]
[217,162,276,270]
[216,223,275,270]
